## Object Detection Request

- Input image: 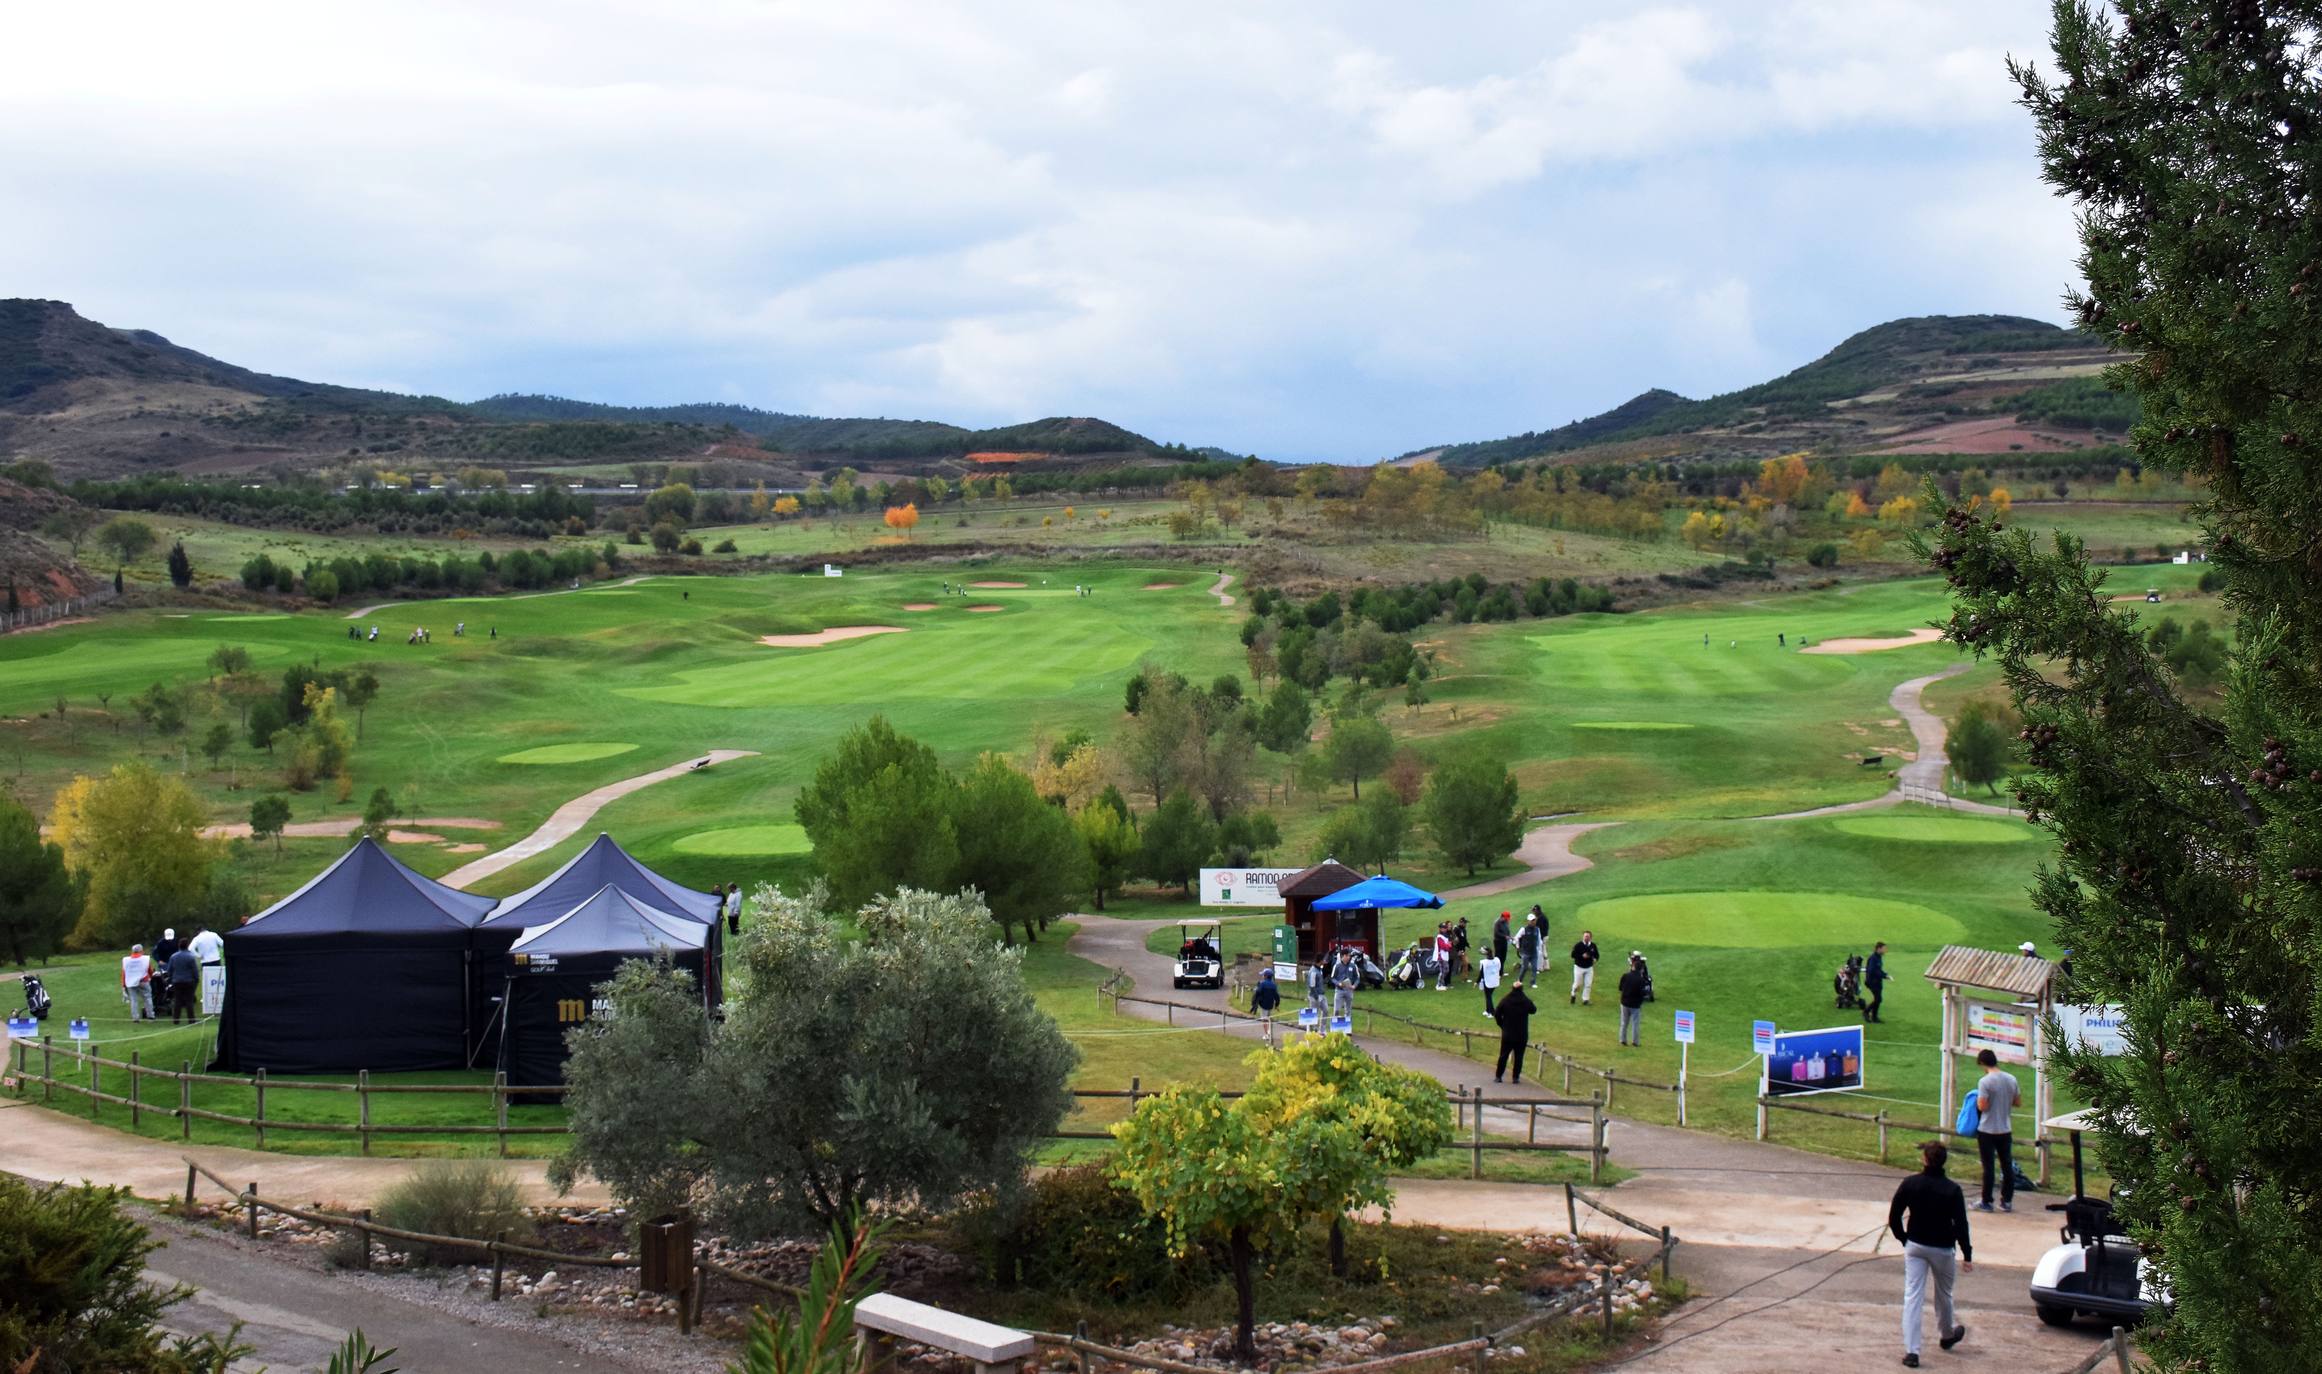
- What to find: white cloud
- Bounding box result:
[0,0,2075,460]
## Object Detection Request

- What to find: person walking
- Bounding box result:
[1491,910,1512,967]
[1451,916,1471,978]
[1527,904,1547,942]
[188,924,226,1016]
[1516,914,1543,988]
[1477,948,1502,1018]
[1252,967,1282,1048]
[1569,931,1600,1005]
[1306,956,1327,1009]
[1432,924,1454,990]
[121,944,154,1021]
[1972,1049,2022,1211]
[1492,982,1536,1083]
[1862,941,1889,1023]
[1888,1138,1972,1366]
[165,943,200,1024]
[1617,953,1649,1047]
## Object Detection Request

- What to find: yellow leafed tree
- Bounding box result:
[50,763,216,949]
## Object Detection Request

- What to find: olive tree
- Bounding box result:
[554,886,1077,1236]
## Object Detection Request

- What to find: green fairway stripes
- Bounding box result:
[1571,890,1964,948]
[1571,721,1694,731]
[1830,814,2034,844]
[671,823,812,856]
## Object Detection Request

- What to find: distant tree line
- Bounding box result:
[70,476,597,538]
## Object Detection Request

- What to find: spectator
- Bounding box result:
[1306,956,1327,1008]
[1569,931,1601,1006]
[1252,967,1281,1049]
[1492,982,1536,1084]
[151,928,182,1019]
[1332,951,1358,1020]
[165,944,200,1024]
[1516,914,1543,987]
[1477,948,1502,1018]
[1617,954,1649,1047]
[1451,916,1471,978]
[121,944,154,1021]
[1888,1139,1972,1367]
[1973,1049,2022,1211]
[1432,924,1455,991]
[1862,941,1889,1023]
[187,924,226,1016]
[1491,910,1512,967]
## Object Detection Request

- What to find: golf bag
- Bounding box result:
[1354,951,1387,990]
[1634,955,1656,1002]
[1385,945,1423,991]
[21,974,50,1021]
[1834,955,1864,1010]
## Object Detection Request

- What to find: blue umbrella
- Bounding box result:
[1311,876,1443,911]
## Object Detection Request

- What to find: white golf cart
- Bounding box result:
[1171,921,1224,990]
[2030,1109,2162,1329]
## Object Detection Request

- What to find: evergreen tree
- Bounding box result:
[793,716,959,909]
[1947,707,2010,796]
[1137,791,1214,897]
[165,540,193,588]
[0,797,79,965]
[1926,15,2322,1365]
[950,754,1091,944]
[248,795,292,856]
[1421,754,1524,876]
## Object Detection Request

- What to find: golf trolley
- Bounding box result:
[2029,1110,2161,1329]
[18,973,51,1022]
[1172,921,1224,990]
[1834,954,1865,1010]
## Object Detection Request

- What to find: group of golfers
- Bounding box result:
[118,926,226,1023]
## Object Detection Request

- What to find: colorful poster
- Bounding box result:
[1200,868,1298,907]
[1673,1010,1696,1044]
[1752,1019,1776,1055]
[1763,1024,1866,1098]
[1964,1000,2034,1064]
[2057,1003,2128,1057]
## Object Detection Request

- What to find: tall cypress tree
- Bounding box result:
[1929,7,2322,1368]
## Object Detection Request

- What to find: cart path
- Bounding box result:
[1209,571,1236,606]
[1441,821,1616,900]
[1753,665,2021,821]
[438,750,758,889]
[342,574,661,620]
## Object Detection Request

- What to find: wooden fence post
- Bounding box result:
[1564,1182,1579,1237]
[246,1182,260,1240]
[1877,1111,1889,1164]
[1470,1085,1484,1180]
[1075,1321,1090,1374]
[1590,1093,1605,1185]
[88,1042,99,1118]
[360,1209,374,1270]
[1469,1320,1486,1374]
[1599,1268,1615,1339]
[184,1164,197,1213]
[179,1062,192,1141]
[1603,1067,1614,1110]
[1528,1103,1538,1145]
[1659,1227,1673,1284]
[2109,1327,2131,1373]
[491,1233,508,1300]
[358,1070,371,1157]
[254,1068,267,1149]
[1562,1059,1572,1095]
[41,1036,51,1103]
[1756,1097,1768,1142]
[1128,1076,1140,1114]
[495,1071,509,1158]
[130,1050,141,1128]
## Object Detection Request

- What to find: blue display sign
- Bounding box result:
[68,1017,89,1041]
[1329,1015,1354,1035]
[1763,1024,1866,1098]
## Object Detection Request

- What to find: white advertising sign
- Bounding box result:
[1200,868,1297,907]
[2057,1003,2129,1057]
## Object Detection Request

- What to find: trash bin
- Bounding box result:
[640,1212,695,1295]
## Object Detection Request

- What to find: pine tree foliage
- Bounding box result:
[1927,9,2322,1366]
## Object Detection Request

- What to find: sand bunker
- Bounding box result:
[446,843,488,854]
[1141,582,1182,591]
[1801,628,1943,655]
[386,830,446,844]
[969,580,1026,588]
[966,604,1006,613]
[759,626,909,647]
[901,602,938,612]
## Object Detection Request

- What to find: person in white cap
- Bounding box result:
[187,925,226,1016]
[121,944,154,1020]
[2018,941,2037,957]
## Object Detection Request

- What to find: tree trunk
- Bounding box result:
[1230,1226,1257,1361]
[1329,1215,1347,1277]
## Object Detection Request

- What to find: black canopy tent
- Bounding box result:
[473,833,725,1029]
[214,837,497,1074]
[498,884,711,1092]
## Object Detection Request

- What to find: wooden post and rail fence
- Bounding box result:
[1755,1092,2053,1179]
[6,1036,1610,1181]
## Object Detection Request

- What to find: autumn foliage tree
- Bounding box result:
[882,503,919,537]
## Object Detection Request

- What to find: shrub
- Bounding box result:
[374,1162,533,1265]
[1806,542,1840,568]
[0,1176,248,1371]
[713,538,739,553]
[952,1165,1204,1300]
[680,537,705,556]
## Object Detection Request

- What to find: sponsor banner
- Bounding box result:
[1764,1024,1865,1098]
[1200,868,1299,907]
[1964,999,2034,1064]
[2057,1003,2128,1057]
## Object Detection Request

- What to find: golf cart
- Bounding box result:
[2030,1109,2162,1329]
[1172,921,1224,990]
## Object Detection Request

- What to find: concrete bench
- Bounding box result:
[855,1293,1035,1374]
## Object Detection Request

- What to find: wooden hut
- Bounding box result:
[1275,859,1368,961]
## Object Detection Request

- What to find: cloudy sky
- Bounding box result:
[5,2,2079,461]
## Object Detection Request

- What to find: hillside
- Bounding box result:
[1420,314,2126,468]
[0,300,1173,480]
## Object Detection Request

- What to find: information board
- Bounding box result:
[1963,999,2034,1065]
[1199,868,1299,907]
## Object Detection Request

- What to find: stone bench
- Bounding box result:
[855,1293,1036,1374]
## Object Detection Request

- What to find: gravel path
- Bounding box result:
[1441,821,1614,900]
[1209,572,1236,606]
[439,750,758,888]
[343,575,662,620]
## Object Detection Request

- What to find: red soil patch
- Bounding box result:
[966,604,1006,613]
[386,830,446,844]
[1870,417,2089,456]
[966,452,1039,464]
[7,617,93,635]
[900,602,938,612]
[968,580,1026,588]
[759,626,908,648]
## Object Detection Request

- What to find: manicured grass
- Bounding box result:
[669,824,812,857]
[1829,815,2035,845]
[1570,891,1964,948]
[496,742,640,765]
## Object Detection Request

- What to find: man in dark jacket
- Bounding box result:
[1617,954,1650,1047]
[151,928,182,1019]
[1887,1139,1972,1366]
[1491,911,1512,967]
[1569,932,1601,1005]
[165,945,201,1025]
[1252,968,1282,1048]
[1492,984,1536,1083]
[1863,941,1889,1023]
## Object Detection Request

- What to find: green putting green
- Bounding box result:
[1831,814,2033,845]
[1572,721,1694,731]
[671,823,812,857]
[496,742,640,765]
[1572,890,1964,948]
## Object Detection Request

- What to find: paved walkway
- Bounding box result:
[439,750,758,888]
[343,575,661,620]
[1441,821,1613,900]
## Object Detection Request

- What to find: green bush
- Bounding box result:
[374,1162,533,1265]
[713,538,739,553]
[953,1165,1206,1301]
[0,1175,248,1372]
[1806,542,1840,568]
